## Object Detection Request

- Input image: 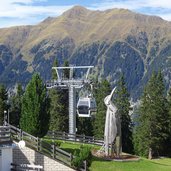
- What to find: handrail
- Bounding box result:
[7,124,73,166]
[47,131,104,146]
[0,126,12,143]
[11,163,43,171]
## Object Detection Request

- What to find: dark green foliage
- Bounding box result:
[114,75,133,153]
[63,60,70,79]
[49,88,68,132]
[72,145,92,169]
[165,87,171,156]
[10,83,23,126]
[77,117,94,136]
[93,79,111,138]
[1,39,171,102]
[49,58,68,132]
[20,73,50,137]
[0,84,8,125]
[49,59,70,132]
[133,71,168,158]
[52,58,58,80]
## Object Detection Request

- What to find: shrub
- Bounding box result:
[72,145,92,169]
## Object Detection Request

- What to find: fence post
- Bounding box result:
[52,130,54,139]
[92,136,94,144]
[20,129,22,140]
[39,138,42,152]
[63,131,66,140]
[83,134,85,143]
[37,137,39,151]
[83,160,87,171]
[69,153,73,166]
[75,133,76,142]
[52,142,55,159]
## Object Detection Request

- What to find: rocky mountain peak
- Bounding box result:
[62,5,91,18]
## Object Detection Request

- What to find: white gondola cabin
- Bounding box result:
[77,97,96,117]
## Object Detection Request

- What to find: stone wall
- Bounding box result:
[13,145,75,171]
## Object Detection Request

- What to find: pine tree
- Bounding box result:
[77,117,94,136]
[20,73,50,137]
[49,89,68,131]
[166,86,171,156]
[10,84,23,127]
[114,75,133,153]
[0,85,8,125]
[49,59,69,132]
[52,58,58,80]
[93,79,111,138]
[133,71,168,158]
[63,60,70,79]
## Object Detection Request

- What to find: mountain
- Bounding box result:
[0,6,171,99]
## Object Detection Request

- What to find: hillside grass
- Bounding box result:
[45,140,171,171]
[89,157,171,171]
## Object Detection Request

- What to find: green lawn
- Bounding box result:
[45,140,171,171]
[89,157,171,171]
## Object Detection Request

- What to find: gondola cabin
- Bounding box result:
[77,97,96,117]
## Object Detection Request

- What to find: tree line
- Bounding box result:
[0,59,171,159]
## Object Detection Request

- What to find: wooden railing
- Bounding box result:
[47,131,104,146]
[0,126,12,144]
[11,163,43,171]
[7,124,73,166]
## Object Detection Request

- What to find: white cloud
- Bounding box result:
[90,0,171,10]
[0,0,72,18]
[0,0,73,27]
[88,0,171,21]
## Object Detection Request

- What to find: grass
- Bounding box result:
[89,157,171,171]
[44,139,171,171]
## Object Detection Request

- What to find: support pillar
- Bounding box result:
[69,85,76,135]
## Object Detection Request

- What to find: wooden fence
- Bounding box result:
[0,126,12,144]
[11,163,43,171]
[5,124,103,171]
[7,124,73,166]
[47,131,104,146]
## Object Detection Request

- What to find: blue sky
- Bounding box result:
[0,0,171,28]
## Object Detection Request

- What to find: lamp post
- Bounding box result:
[4,110,7,126]
[4,109,9,125]
[7,109,9,124]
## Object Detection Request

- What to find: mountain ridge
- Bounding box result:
[0,6,171,99]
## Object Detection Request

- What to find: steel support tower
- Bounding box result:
[46,66,93,135]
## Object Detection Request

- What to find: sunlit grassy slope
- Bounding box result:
[89,157,171,171]
[55,140,171,171]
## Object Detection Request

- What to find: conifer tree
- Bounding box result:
[114,75,133,153]
[52,58,58,80]
[49,89,67,131]
[10,83,23,126]
[93,79,111,138]
[49,59,69,132]
[134,71,168,158]
[77,117,94,136]
[20,73,50,137]
[63,60,70,79]
[165,86,171,156]
[0,85,8,125]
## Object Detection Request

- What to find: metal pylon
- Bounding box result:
[46,65,94,135]
[69,85,76,135]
